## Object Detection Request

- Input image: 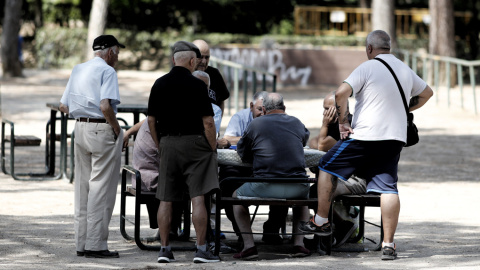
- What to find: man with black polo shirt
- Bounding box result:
[147,41,220,264]
[193,39,230,115]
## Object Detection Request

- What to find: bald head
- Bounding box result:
[193,39,210,71]
[323,92,335,110]
[263,92,286,113]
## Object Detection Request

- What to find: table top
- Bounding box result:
[217,148,325,168]
[117,104,147,113]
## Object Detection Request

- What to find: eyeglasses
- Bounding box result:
[199,55,210,60]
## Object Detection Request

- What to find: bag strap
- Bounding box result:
[373,57,409,116]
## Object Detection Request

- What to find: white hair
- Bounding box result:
[192,70,210,87]
[173,51,195,64]
[94,46,118,57]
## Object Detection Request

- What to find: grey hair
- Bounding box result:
[192,70,210,87]
[263,92,285,112]
[94,46,118,57]
[251,91,268,104]
[366,30,391,50]
[173,51,195,64]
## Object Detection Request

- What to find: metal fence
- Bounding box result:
[393,49,480,115]
[209,56,277,115]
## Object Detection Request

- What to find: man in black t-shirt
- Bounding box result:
[147,41,220,264]
[193,39,230,115]
[307,92,366,248]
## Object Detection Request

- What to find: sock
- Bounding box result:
[314,214,329,225]
[382,242,395,248]
[197,244,207,252]
[162,245,171,252]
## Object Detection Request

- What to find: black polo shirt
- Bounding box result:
[147,66,214,138]
[205,66,230,106]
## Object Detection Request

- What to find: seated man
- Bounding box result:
[307,92,366,248]
[220,91,289,245]
[232,93,311,260]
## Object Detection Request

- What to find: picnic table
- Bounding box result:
[45,102,148,182]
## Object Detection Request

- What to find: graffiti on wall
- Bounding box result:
[211,48,312,86]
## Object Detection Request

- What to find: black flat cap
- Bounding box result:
[92,35,125,51]
[172,41,201,58]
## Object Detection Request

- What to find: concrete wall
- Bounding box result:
[212,46,368,86]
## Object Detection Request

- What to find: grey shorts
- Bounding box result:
[236,182,310,199]
[339,175,367,195]
[156,134,219,201]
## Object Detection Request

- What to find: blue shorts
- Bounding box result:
[318,139,404,194]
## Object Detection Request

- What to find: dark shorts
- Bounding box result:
[318,139,404,194]
[156,134,219,201]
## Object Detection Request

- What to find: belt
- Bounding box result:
[76,118,108,123]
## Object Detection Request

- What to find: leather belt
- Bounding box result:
[76,118,108,123]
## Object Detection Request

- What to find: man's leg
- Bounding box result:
[191,195,208,246]
[232,197,254,251]
[380,193,400,244]
[157,201,173,247]
[316,170,337,221]
[292,206,309,246]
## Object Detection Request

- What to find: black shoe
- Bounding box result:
[76,251,85,256]
[381,245,397,260]
[333,220,358,248]
[262,222,283,245]
[84,250,119,258]
[298,218,332,236]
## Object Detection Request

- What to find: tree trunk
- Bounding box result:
[33,0,43,28]
[1,0,23,78]
[84,0,110,61]
[371,0,397,49]
[429,0,456,85]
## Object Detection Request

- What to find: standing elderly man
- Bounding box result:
[233,93,311,260]
[192,39,230,114]
[59,35,125,258]
[299,30,433,260]
[147,41,220,264]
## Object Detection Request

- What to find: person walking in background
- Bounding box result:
[59,35,125,258]
[299,30,433,260]
[147,41,220,263]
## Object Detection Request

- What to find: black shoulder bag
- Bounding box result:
[373,57,419,147]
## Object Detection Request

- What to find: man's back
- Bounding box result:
[346,54,426,142]
[237,113,309,178]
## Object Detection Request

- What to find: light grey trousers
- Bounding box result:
[74,122,123,252]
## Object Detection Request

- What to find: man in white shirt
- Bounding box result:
[300,30,433,260]
[59,35,125,259]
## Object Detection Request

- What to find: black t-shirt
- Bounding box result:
[147,66,213,137]
[326,114,352,141]
[205,66,230,106]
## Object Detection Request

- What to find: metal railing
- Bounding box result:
[209,56,277,115]
[394,49,480,114]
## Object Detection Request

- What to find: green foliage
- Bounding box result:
[30,27,431,70]
[34,27,86,69]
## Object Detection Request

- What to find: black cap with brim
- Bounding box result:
[92,35,126,51]
[172,41,201,58]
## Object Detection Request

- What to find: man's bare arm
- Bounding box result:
[409,85,434,112]
[203,115,217,151]
[223,135,241,145]
[100,99,121,138]
[147,116,159,149]
[59,102,69,114]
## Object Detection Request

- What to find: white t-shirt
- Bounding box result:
[344,54,427,142]
[60,57,121,118]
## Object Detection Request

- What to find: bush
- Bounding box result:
[29,27,431,70]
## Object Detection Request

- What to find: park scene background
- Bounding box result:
[1,0,480,269]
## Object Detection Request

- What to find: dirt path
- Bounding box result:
[0,69,479,269]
